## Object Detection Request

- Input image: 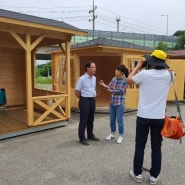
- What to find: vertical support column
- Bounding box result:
[52,54,59,91]
[9,30,45,126]
[26,33,34,126]
[66,39,71,119]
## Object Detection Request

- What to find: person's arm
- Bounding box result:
[75,90,81,98]
[99,80,111,90]
[126,60,144,85]
[75,78,82,98]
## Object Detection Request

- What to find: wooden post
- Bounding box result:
[25,33,34,126]
[66,36,71,119]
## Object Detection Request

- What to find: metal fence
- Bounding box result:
[72,29,178,49]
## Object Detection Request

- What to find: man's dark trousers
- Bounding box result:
[78,97,95,141]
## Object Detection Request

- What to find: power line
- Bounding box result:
[98,6,174,35]
[1,5,174,35]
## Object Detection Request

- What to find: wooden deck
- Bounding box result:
[0,107,68,139]
[0,108,28,134]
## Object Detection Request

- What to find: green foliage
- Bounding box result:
[36,61,52,85]
[36,61,52,77]
[156,41,169,51]
[36,76,52,84]
[173,30,185,50]
[173,30,185,36]
[174,35,185,50]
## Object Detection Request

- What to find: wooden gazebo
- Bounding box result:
[0,9,87,139]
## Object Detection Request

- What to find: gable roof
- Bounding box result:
[0,9,86,35]
[71,37,153,51]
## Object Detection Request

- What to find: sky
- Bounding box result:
[1,0,185,36]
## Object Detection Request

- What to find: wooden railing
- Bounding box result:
[32,93,68,126]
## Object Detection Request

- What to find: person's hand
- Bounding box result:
[99,80,105,86]
[135,59,145,70]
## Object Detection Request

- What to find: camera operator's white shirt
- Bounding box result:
[132,69,172,119]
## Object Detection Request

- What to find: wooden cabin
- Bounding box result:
[51,37,185,111]
[0,9,87,139]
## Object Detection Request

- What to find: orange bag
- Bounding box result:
[161,116,185,140]
[161,71,185,140]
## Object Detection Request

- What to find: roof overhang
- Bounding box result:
[0,16,87,37]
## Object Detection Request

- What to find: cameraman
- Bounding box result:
[126,50,173,184]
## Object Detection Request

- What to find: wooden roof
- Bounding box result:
[0,8,87,46]
[1,9,76,29]
[71,37,153,51]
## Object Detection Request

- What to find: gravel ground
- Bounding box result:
[0,102,185,185]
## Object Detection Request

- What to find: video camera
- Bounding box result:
[134,60,151,70]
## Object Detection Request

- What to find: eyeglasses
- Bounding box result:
[89,67,96,68]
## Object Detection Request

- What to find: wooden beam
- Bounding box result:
[33,98,64,125]
[8,29,27,50]
[25,32,34,126]
[58,43,66,56]
[34,99,64,118]
[66,40,71,118]
[30,34,45,51]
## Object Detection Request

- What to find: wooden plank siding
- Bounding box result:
[0,48,26,106]
[166,59,185,100]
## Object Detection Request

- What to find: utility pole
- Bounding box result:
[89,0,97,39]
[161,14,168,35]
[116,16,121,32]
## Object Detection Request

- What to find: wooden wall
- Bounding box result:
[167,59,185,100]
[124,58,185,109]
[0,48,26,106]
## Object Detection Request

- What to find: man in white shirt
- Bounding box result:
[127,50,172,184]
[75,61,99,146]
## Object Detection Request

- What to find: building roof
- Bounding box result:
[168,50,185,56]
[71,37,153,51]
[0,8,85,33]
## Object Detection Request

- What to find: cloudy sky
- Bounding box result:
[1,0,184,36]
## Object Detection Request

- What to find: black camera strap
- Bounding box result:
[169,71,182,122]
[169,71,184,144]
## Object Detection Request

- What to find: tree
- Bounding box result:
[173,30,185,36]
[36,62,52,77]
[173,30,185,49]
[156,41,168,51]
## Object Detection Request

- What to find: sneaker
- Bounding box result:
[129,170,142,183]
[150,176,159,184]
[117,136,123,144]
[105,134,115,141]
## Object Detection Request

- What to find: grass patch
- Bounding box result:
[36,76,52,84]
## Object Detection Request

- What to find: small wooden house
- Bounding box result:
[51,37,185,111]
[0,9,87,139]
